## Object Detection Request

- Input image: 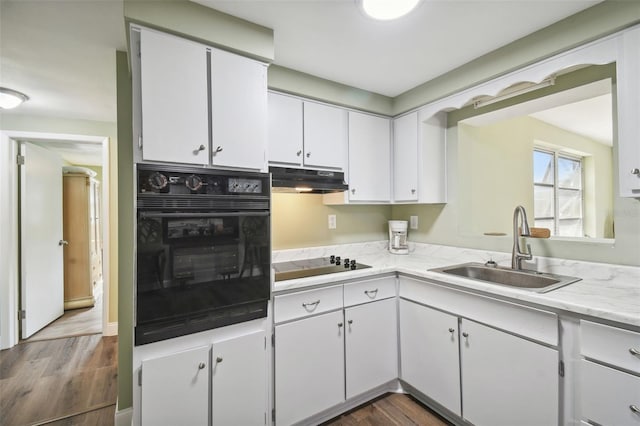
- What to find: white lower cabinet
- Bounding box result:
[345,297,398,398]
[399,299,461,416]
[141,345,210,426]
[460,318,559,426]
[275,310,345,425]
[212,331,267,426]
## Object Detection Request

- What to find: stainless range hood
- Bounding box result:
[270,167,348,193]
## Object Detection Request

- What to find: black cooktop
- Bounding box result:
[273,256,371,282]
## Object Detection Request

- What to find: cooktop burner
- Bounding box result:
[273,256,371,282]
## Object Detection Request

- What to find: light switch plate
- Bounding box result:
[410,216,418,230]
[328,214,337,229]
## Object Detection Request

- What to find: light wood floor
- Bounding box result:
[324,393,453,426]
[24,296,102,343]
[0,334,117,426]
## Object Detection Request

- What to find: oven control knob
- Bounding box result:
[351,259,356,265]
[351,264,357,270]
[148,172,168,190]
[344,263,350,269]
[185,174,203,191]
[330,255,336,264]
[344,258,350,265]
[335,256,341,265]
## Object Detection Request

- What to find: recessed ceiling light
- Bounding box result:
[360,0,421,21]
[0,87,29,109]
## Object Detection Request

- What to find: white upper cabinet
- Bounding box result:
[210,48,267,171]
[347,111,391,202]
[303,101,348,170]
[418,110,447,204]
[617,25,640,197]
[268,92,304,165]
[268,93,347,170]
[393,112,419,202]
[139,28,209,165]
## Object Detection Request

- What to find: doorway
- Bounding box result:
[0,131,112,349]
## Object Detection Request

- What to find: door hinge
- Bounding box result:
[18,310,25,320]
[137,40,141,58]
[559,360,565,377]
[138,135,143,150]
[271,409,275,422]
[271,333,275,347]
[16,155,25,166]
[138,368,142,386]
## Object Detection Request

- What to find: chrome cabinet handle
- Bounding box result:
[306,152,311,158]
[338,322,343,328]
[215,357,223,364]
[364,289,378,298]
[630,348,640,356]
[449,328,455,333]
[351,188,356,194]
[213,146,223,155]
[302,300,320,309]
[631,168,640,175]
[411,189,416,194]
[462,332,469,338]
[347,319,353,325]
[630,405,640,414]
[58,240,68,246]
[296,150,302,156]
[198,362,206,369]
[197,144,206,151]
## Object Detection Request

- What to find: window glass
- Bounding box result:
[533,150,554,184]
[558,156,582,189]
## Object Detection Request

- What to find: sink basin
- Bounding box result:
[430,262,581,293]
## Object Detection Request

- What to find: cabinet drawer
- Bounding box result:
[344,276,396,307]
[581,320,640,374]
[581,360,640,425]
[274,285,343,324]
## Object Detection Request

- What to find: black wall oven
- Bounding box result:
[135,164,271,345]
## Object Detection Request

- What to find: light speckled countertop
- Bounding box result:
[272,241,640,328]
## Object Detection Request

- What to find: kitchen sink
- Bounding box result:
[429,262,581,293]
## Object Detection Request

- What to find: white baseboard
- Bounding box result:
[115,406,133,426]
[104,321,118,336]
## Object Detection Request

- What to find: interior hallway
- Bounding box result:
[25,295,103,343]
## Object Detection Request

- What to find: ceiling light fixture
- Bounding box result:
[360,0,421,20]
[0,87,30,109]
[473,77,556,109]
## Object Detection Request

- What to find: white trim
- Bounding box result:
[115,406,133,426]
[105,321,119,336]
[0,130,112,349]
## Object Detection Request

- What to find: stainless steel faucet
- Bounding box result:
[512,205,533,270]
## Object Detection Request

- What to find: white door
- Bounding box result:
[460,318,559,426]
[399,299,461,416]
[212,331,267,426]
[275,310,345,426]
[141,345,210,426]
[345,298,398,399]
[19,142,65,339]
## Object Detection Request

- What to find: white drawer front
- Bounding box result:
[274,285,343,324]
[581,360,640,426]
[581,320,640,374]
[399,276,558,346]
[344,276,396,307]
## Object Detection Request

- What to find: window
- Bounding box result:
[533,148,584,237]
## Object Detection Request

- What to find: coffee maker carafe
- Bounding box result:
[388,220,408,255]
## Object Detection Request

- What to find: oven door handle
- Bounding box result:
[139,211,270,219]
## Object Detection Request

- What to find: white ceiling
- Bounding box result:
[195,0,602,97]
[29,140,104,166]
[0,0,602,127]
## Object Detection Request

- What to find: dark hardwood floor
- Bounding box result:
[324,393,453,426]
[0,334,117,426]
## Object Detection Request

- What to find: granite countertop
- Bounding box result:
[272,242,640,328]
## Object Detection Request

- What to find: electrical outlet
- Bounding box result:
[328,214,337,229]
[410,216,418,230]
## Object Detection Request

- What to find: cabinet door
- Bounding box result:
[268,92,303,166]
[460,319,558,426]
[140,29,209,165]
[345,298,397,399]
[212,331,267,426]
[618,26,640,197]
[211,48,267,170]
[140,345,210,426]
[348,111,391,201]
[275,310,345,425]
[303,101,347,170]
[393,112,419,202]
[399,299,461,416]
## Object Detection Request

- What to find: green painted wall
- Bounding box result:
[116,50,134,411]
